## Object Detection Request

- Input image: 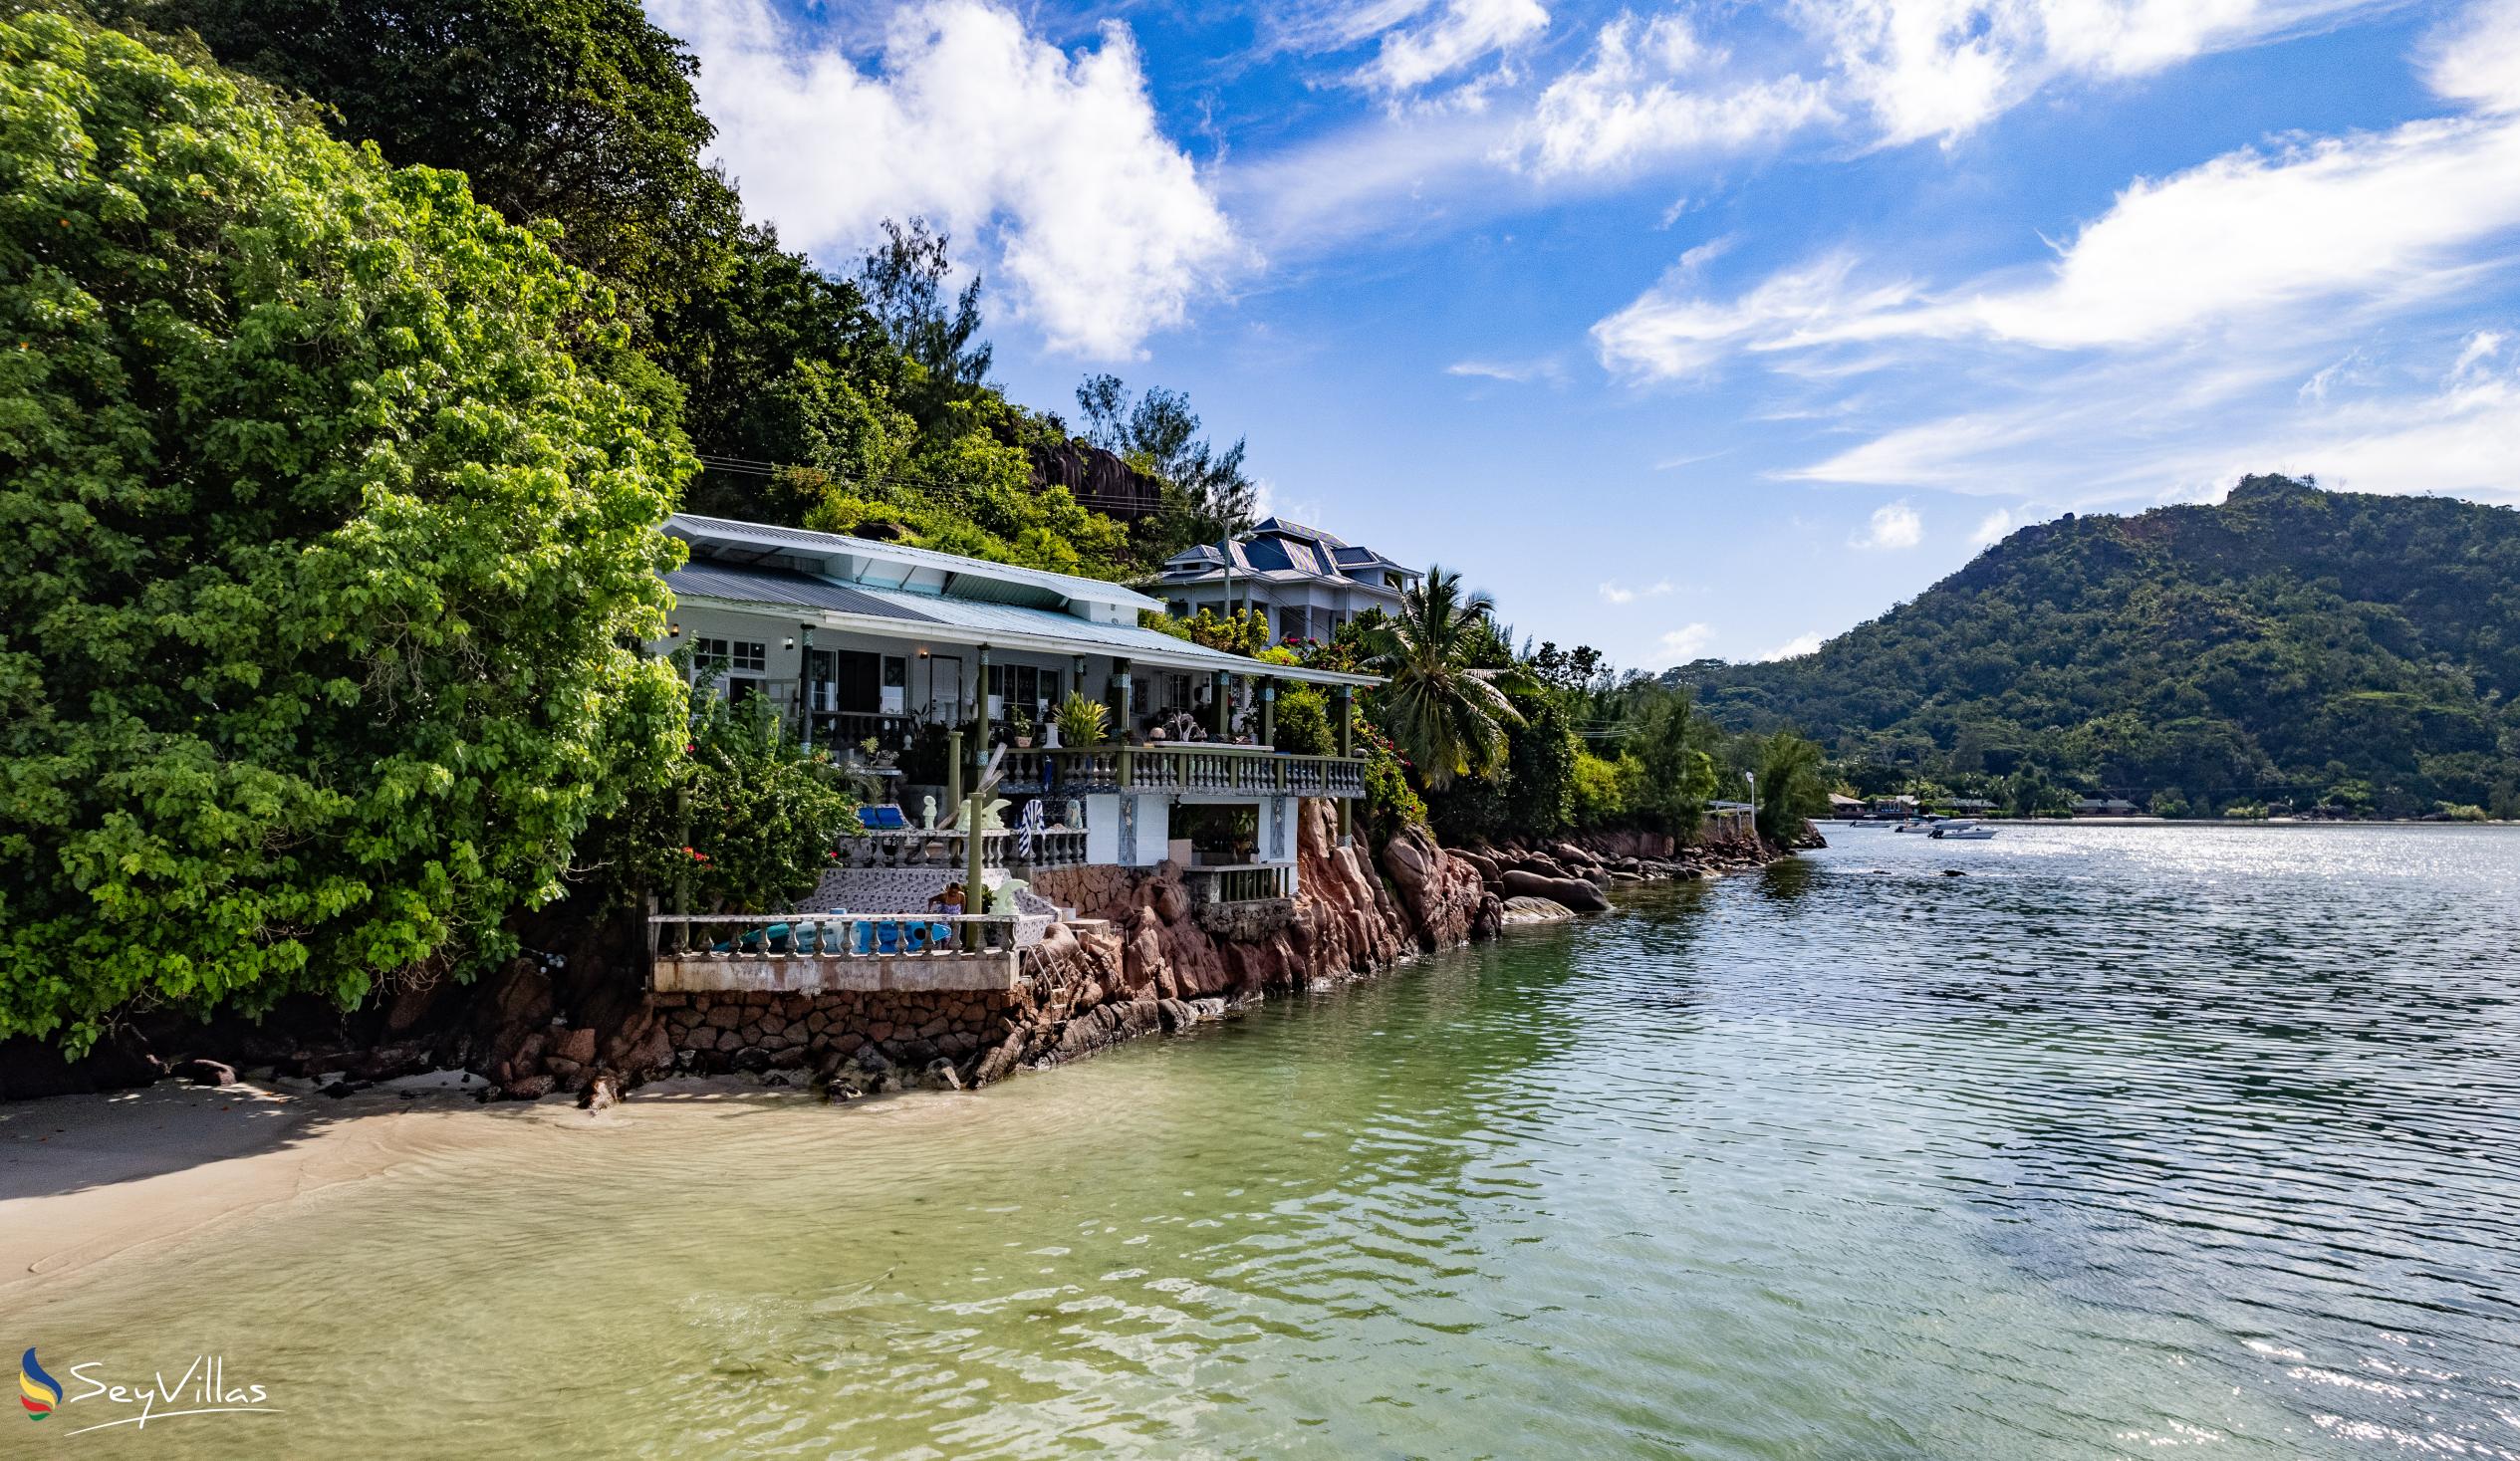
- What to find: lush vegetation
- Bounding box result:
[1677,477,2520,820]
[604,692,861,915]
[0,13,688,1051]
[0,6,1821,1061]
[103,0,1245,581]
[1288,606,1814,848]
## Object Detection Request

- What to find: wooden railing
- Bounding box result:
[648,911,1021,960]
[1045,744,1366,799]
[830,828,1090,869]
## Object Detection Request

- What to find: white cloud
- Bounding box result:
[2451,329,2507,379]
[2426,0,2520,114]
[1599,579,1675,603]
[1594,254,1923,379]
[646,0,1240,359]
[1658,622,1718,657]
[1807,0,2390,146]
[1852,500,1924,549]
[1593,9,2520,505]
[1447,356,1567,383]
[1596,109,2520,378]
[1364,0,1552,91]
[1513,13,1833,175]
[2254,354,2520,500]
[1969,507,2017,545]
[1757,630,1829,660]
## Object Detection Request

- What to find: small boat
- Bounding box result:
[1891,817,1938,833]
[1930,822,1996,840]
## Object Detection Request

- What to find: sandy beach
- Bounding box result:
[0,1075,611,1292]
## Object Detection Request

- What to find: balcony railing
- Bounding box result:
[830,827,1090,870]
[1042,744,1366,799]
[1181,862,1295,906]
[649,911,1023,959]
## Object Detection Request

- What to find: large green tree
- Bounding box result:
[105,0,742,332]
[0,14,689,1051]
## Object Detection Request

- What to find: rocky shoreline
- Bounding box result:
[0,809,1811,1105]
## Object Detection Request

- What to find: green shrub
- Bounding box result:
[0,15,687,1052]
[1273,685,1337,756]
[614,694,860,913]
[1358,720,1426,841]
[1570,752,1629,827]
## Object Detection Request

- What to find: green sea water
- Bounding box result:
[10,824,2518,1458]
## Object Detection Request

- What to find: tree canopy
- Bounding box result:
[0,12,688,1051]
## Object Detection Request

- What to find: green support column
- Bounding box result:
[1260,678,1277,748]
[1336,683,1356,846]
[673,783,691,952]
[1213,669,1232,741]
[946,729,963,811]
[962,792,986,951]
[972,643,993,786]
[1110,656,1132,741]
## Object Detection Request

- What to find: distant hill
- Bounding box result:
[1670,476,2520,818]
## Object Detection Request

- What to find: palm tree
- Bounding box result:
[1367,566,1524,789]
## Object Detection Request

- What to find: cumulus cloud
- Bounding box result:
[1511,13,1833,175]
[1969,507,2018,545]
[1659,622,1718,657]
[1599,579,1675,603]
[1363,0,1552,91]
[1757,630,1829,660]
[2426,0,2520,114]
[1852,500,1925,549]
[646,0,1240,358]
[1808,0,2390,145]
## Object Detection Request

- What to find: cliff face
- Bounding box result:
[1008,800,1490,1073]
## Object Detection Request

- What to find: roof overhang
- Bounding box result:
[668,592,1384,689]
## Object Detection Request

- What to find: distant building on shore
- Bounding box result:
[1156,518,1420,644]
[2071,797,2141,817]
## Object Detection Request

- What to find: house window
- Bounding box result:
[691,637,764,673]
[1279,607,1309,641]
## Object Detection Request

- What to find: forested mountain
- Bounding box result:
[1671,477,2520,819]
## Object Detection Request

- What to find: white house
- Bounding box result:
[653,513,1382,910]
[1154,518,1421,644]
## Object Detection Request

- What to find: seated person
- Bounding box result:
[927,881,965,916]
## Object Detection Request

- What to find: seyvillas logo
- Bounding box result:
[19,1348,60,1419]
[14,1349,280,1437]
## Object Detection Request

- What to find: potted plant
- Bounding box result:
[1009,706,1034,749]
[1055,690,1109,749]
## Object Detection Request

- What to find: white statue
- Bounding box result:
[948,796,1012,833]
[1064,798,1084,830]
[921,795,938,831]
[990,878,1025,915]
[1043,719,1062,749]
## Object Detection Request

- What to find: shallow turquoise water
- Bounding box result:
[12,825,2519,1458]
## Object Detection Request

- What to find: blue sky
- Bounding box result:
[644,0,2520,670]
